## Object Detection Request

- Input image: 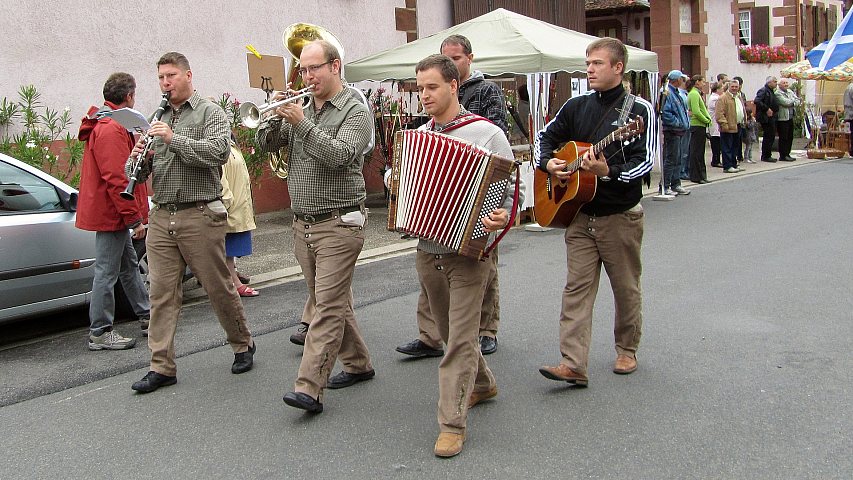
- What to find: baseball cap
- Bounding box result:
[667,69,685,80]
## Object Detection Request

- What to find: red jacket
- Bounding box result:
[75,101,149,232]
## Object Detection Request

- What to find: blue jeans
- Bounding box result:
[679,131,691,179]
[663,131,684,189]
[720,132,739,170]
[90,230,150,336]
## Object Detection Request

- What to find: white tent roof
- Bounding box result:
[345,8,658,82]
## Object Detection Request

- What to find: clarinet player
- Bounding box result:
[128,52,256,394]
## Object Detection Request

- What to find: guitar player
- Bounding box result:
[534,37,655,386]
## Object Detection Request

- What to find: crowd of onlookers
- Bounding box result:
[659,71,801,196]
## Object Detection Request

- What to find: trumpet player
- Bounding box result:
[257,40,374,414]
[128,52,256,394]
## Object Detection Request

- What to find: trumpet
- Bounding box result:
[121,92,171,200]
[239,87,313,128]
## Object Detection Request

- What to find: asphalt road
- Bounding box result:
[0,160,850,479]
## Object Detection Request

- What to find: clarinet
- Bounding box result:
[121,92,171,200]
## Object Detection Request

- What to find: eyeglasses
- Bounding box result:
[297,61,331,76]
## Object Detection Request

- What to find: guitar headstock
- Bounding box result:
[616,116,645,141]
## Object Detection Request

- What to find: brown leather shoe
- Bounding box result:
[613,354,637,374]
[538,364,588,386]
[468,386,497,408]
[434,432,465,457]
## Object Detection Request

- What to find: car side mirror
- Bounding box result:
[58,190,78,212]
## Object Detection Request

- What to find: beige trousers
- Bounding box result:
[292,214,372,401]
[415,250,500,347]
[146,204,252,377]
[416,251,495,435]
[559,206,644,375]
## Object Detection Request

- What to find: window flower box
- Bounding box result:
[739,44,796,64]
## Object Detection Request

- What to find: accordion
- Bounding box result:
[388,129,516,260]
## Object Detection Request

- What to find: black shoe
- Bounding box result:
[479,336,497,355]
[131,371,177,393]
[395,339,444,357]
[236,271,250,284]
[710,162,722,168]
[780,156,795,162]
[327,369,376,389]
[698,179,711,184]
[231,341,256,374]
[290,323,308,346]
[761,157,778,163]
[283,391,323,413]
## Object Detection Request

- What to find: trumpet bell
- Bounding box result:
[239,102,262,129]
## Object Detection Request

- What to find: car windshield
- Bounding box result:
[0,161,62,213]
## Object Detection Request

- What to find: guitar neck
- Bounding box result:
[566,126,628,171]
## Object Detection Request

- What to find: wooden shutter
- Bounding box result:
[829,7,838,36]
[752,6,770,45]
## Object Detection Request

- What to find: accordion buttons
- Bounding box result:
[436,266,443,271]
[305,234,310,238]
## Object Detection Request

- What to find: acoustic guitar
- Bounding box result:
[533,117,645,228]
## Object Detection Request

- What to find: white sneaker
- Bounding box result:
[724,167,740,173]
[88,330,137,350]
[664,188,678,196]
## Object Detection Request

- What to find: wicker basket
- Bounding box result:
[807,148,845,159]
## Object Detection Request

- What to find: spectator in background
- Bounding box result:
[844,82,853,156]
[660,69,691,195]
[774,78,800,162]
[734,76,749,166]
[678,74,692,181]
[77,72,149,351]
[743,109,758,164]
[716,78,746,174]
[220,137,259,296]
[707,81,724,168]
[686,75,710,184]
[754,76,780,162]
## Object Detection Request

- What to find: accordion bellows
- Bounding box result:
[388,129,515,260]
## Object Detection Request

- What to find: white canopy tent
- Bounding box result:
[346,8,658,81]
[346,8,660,210]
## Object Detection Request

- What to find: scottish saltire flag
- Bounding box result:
[806,8,853,70]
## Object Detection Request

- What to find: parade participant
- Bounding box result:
[256,40,374,414]
[535,37,653,386]
[77,72,150,350]
[396,34,509,358]
[129,52,256,394]
[408,54,520,457]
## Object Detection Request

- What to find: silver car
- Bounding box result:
[0,153,96,324]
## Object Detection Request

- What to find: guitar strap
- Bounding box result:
[589,92,626,146]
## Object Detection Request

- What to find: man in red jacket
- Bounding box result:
[76,72,150,350]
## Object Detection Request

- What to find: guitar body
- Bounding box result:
[533,141,598,228]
